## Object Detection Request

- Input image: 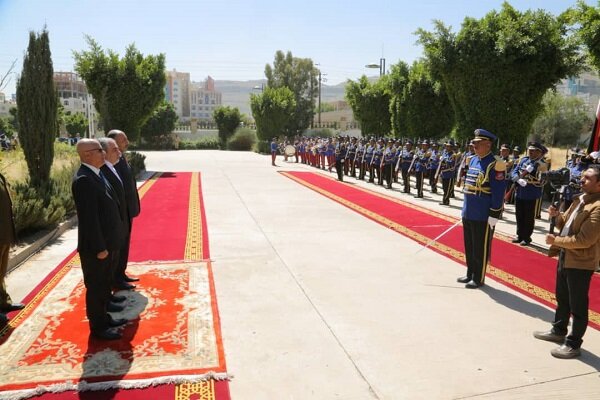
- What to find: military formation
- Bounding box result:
[273,134,600,247]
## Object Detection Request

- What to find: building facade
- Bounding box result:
[165,69,191,120]
[190,76,222,121]
[54,72,97,137]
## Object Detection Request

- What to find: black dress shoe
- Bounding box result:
[115,282,136,290]
[1,303,25,312]
[111,294,126,303]
[456,276,471,283]
[123,275,139,282]
[511,237,521,243]
[92,329,122,340]
[0,313,8,328]
[465,280,483,289]
[108,318,128,327]
[107,302,124,312]
[439,202,449,206]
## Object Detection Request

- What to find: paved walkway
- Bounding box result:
[6,150,600,399]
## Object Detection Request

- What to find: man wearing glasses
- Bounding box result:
[72,139,127,340]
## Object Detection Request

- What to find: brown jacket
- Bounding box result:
[548,192,600,270]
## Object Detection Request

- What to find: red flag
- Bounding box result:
[587,99,600,154]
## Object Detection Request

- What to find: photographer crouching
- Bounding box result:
[533,165,600,359]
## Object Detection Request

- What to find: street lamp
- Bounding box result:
[365,58,386,76]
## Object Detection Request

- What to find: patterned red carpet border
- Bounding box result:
[0,172,230,400]
[281,171,600,330]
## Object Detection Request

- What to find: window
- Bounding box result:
[64,100,69,106]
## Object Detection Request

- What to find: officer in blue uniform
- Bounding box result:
[371,139,383,184]
[382,140,395,189]
[334,139,346,181]
[563,151,587,210]
[439,139,457,205]
[457,129,507,289]
[510,141,548,246]
[397,140,415,193]
[414,140,431,198]
[428,142,440,194]
[270,137,279,166]
[363,139,375,181]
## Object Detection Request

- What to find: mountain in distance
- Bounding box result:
[215,79,350,117]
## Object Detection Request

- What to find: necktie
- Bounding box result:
[99,170,117,203]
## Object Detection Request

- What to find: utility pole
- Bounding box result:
[318,70,322,126]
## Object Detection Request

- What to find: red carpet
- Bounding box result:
[0,172,229,400]
[281,171,600,330]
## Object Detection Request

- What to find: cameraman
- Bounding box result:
[533,165,600,358]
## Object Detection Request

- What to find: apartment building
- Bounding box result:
[190,76,222,121]
[54,72,97,137]
[165,69,191,120]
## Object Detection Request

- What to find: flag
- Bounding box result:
[587,99,600,154]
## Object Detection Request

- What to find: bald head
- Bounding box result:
[76,139,105,168]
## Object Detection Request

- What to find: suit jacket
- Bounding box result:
[72,165,126,255]
[0,173,16,245]
[114,155,140,219]
[100,164,130,233]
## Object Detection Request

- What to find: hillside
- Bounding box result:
[215,79,349,116]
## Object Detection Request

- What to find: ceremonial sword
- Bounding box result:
[415,219,462,254]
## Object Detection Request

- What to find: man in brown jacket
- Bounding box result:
[0,172,25,328]
[533,165,600,358]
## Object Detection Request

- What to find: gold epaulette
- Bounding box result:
[493,155,506,172]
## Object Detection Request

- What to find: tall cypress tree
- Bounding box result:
[16,27,58,187]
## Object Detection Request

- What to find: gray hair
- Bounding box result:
[97,137,116,151]
[107,129,124,140]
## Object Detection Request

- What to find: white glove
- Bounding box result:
[413,154,418,159]
[488,217,499,228]
[525,164,534,173]
[341,159,345,163]
[517,178,527,187]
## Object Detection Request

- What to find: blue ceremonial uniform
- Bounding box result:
[462,152,507,221]
[459,128,506,288]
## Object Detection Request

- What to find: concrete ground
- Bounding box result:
[6,150,600,399]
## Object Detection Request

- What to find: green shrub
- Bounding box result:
[177,138,220,150]
[126,151,146,178]
[13,160,78,236]
[227,128,257,151]
[256,140,271,154]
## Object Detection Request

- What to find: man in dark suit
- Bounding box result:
[98,137,130,311]
[0,172,25,328]
[72,139,128,340]
[107,130,141,290]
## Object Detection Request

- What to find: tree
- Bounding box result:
[265,50,318,135]
[388,61,410,137]
[416,3,581,145]
[567,1,600,73]
[140,101,178,148]
[213,106,242,148]
[345,75,391,136]
[403,60,454,139]
[16,27,58,187]
[250,86,296,142]
[63,112,88,137]
[73,36,166,142]
[530,91,591,147]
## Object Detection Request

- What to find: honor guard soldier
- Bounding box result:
[334,138,346,181]
[363,139,375,181]
[510,141,548,246]
[563,151,587,210]
[414,139,431,198]
[397,139,415,193]
[346,137,357,177]
[457,129,507,289]
[371,139,383,184]
[438,139,457,205]
[382,140,395,189]
[270,137,278,166]
[428,142,440,194]
[356,139,366,180]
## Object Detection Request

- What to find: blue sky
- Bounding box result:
[0,0,585,96]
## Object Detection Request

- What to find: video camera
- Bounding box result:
[541,167,570,189]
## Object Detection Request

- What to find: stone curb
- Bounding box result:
[7,215,78,274]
